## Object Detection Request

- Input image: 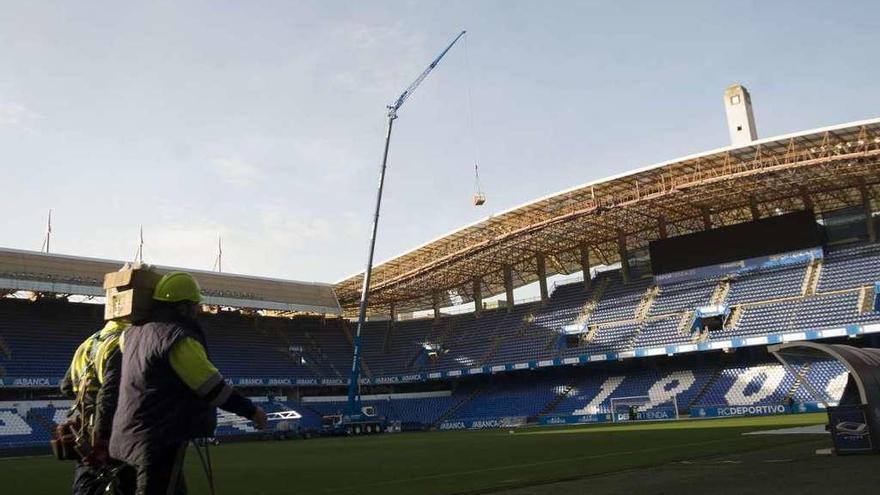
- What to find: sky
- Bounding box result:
[1,1,878,285]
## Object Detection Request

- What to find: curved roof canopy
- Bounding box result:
[0,248,341,315]
[335,118,880,315]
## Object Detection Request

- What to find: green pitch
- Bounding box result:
[2,413,878,494]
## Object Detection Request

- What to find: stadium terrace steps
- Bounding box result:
[724,306,744,331]
[571,276,609,327]
[784,362,812,402]
[25,409,55,437]
[858,284,876,313]
[676,311,695,335]
[538,379,580,416]
[433,384,487,426]
[791,360,848,403]
[802,259,823,296]
[686,366,723,410]
[634,285,659,320]
[710,279,731,305]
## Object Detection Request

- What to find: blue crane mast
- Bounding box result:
[345,30,467,419]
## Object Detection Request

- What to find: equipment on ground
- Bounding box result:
[345,30,467,420]
[193,411,305,495]
[216,409,302,426]
[193,438,217,495]
[321,406,387,436]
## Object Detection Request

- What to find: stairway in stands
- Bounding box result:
[635,286,659,321]
[710,279,731,305]
[687,366,723,411]
[537,379,579,416]
[676,311,695,336]
[858,284,876,314]
[724,306,745,331]
[26,410,57,437]
[784,362,812,403]
[433,385,486,426]
[802,259,823,296]
[572,276,610,328]
[270,326,326,378]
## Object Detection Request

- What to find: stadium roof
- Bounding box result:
[0,248,341,315]
[335,117,880,315]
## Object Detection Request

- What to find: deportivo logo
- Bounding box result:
[716,405,785,416]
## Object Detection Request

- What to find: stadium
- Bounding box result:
[3,88,880,493]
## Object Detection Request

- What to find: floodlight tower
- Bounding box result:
[346,30,466,417]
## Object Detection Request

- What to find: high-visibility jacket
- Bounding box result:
[59,320,128,442]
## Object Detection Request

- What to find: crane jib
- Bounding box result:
[388,30,467,114]
[347,30,467,415]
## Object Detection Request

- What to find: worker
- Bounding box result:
[110,272,267,495]
[59,319,136,494]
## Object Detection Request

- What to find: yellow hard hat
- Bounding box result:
[152,272,202,303]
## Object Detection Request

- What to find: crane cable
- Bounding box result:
[463,33,486,203]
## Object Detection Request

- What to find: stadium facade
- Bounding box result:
[2,116,880,452]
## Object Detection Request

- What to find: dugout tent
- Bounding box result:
[770,342,880,454]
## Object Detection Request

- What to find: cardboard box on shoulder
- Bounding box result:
[103,264,162,321]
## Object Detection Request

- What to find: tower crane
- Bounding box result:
[345,31,466,420]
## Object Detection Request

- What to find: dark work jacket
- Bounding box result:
[109,315,217,465]
[94,346,122,442]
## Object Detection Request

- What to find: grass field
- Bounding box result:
[2,413,877,494]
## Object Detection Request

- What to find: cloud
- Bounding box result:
[0,102,40,129]
[125,209,365,281]
[132,222,229,271]
[258,207,356,249]
[325,22,428,94]
[210,157,262,187]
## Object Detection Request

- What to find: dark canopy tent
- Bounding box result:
[770,342,880,454]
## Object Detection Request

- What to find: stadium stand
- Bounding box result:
[817,243,880,292]
[0,357,859,451]
[692,363,797,408]
[1,239,880,454]
[2,242,879,386]
[0,299,98,378]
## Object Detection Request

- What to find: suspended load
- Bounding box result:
[473,163,486,206]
